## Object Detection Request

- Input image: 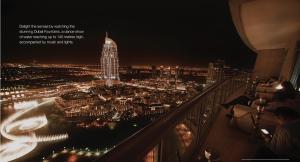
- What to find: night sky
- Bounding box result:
[2,0,256,68]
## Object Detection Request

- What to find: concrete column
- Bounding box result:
[280,31,300,81]
[253,49,286,79]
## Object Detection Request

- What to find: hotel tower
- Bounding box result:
[100,33,120,86]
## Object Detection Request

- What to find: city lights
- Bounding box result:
[0,62,209,161]
[175,123,193,147]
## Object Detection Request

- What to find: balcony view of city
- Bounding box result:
[1,1,300,162]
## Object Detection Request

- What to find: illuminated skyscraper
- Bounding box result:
[100,33,120,86]
[207,60,225,84]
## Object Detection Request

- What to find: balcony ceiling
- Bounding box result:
[230,0,300,51]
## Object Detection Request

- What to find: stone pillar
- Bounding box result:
[253,49,286,79]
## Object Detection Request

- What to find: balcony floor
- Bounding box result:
[195,108,259,162]
[194,88,278,162]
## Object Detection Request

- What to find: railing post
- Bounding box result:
[211,90,219,118]
[225,79,231,98]
[196,102,205,145]
[220,82,226,103]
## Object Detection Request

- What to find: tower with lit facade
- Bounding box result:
[207,59,225,85]
[100,33,120,86]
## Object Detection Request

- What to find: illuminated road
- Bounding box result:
[0,98,68,162]
[122,82,166,91]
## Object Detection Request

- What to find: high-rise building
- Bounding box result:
[151,65,157,78]
[100,33,120,86]
[207,59,225,84]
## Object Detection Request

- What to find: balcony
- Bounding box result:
[93,73,249,162]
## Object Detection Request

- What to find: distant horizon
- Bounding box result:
[1,53,252,69]
[1,60,242,69]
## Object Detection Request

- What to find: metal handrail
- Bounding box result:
[95,74,248,162]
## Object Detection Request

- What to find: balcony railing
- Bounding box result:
[95,73,249,162]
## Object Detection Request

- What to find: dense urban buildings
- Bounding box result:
[0,60,215,161]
